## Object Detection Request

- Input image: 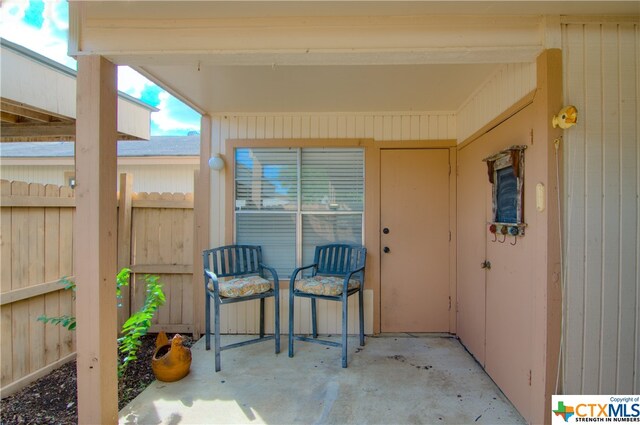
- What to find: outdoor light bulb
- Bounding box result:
[208,155,224,170]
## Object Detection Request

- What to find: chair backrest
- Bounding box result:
[203,245,263,278]
[314,244,367,279]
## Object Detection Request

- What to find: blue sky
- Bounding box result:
[0,0,201,136]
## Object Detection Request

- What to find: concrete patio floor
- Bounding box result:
[119,334,525,425]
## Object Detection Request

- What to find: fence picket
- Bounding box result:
[1,178,195,394]
[44,184,61,364]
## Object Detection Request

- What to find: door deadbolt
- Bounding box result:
[383,247,391,253]
[383,228,390,234]
[481,260,491,270]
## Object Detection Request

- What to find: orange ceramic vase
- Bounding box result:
[151,333,192,382]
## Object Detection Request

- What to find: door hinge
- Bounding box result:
[448,296,452,311]
[530,129,534,145]
[449,231,452,242]
[528,370,532,386]
[449,164,451,176]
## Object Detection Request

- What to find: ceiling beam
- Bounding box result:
[0,123,76,141]
[1,98,73,123]
[0,103,53,123]
[120,46,542,67]
[1,112,20,123]
[71,10,544,66]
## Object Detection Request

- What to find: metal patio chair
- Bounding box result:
[203,245,280,372]
[288,243,367,368]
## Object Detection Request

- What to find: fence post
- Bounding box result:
[192,115,212,339]
[117,173,133,330]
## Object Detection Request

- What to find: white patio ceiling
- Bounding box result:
[70,1,639,115]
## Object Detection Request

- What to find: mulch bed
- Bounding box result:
[0,333,194,425]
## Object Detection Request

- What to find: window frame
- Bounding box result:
[223,137,455,335]
[231,144,365,275]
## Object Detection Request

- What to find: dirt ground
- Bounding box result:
[0,334,194,425]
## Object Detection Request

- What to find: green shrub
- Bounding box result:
[38,268,165,377]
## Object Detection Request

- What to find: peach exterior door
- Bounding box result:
[380,149,450,333]
[482,107,534,420]
[456,140,489,365]
[456,104,535,419]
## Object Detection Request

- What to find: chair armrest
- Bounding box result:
[289,263,318,290]
[343,265,366,290]
[204,269,219,294]
[259,263,280,293]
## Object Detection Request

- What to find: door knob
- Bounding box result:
[383,247,391,253]
[383,228,390,234]
[481,260,491,270]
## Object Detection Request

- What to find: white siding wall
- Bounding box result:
[457,62,537,143]
[209,111,455,334]
[562,22,639,394]
[118,164,197,193]
[0,165,70,188]
[0,163,197,194]
[1,45,152,140]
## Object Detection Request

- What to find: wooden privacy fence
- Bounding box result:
[0,180,76,395]
[0,175,194,395]
[122,175,195,335]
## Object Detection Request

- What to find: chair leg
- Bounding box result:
[205,294,211,351]
[341,295,348,368]
[259,298,265,338]
[214,297,221,372]
[359,289,365,346]
[275,292,280,354]
[288,289,294,358]
[311,298,318,338]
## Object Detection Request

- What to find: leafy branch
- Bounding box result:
[38,276,76,330]
[37,268,165,378]
[117,273,165,377]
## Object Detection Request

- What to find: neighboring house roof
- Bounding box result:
[0,135,200,158]
[0,38,159,142]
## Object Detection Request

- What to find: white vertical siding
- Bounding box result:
[562,22,639,395]
[212,111,456,144]
[0,163,197,194]
[456,62,537,143]
[0,165,70,187]
[209,111,455,334]
[118,164,197,193]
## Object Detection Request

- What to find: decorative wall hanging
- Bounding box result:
[483,145,527,241]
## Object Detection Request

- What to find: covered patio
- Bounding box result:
[65,2,639,424]
[119,334,524,424]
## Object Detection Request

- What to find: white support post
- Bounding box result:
[75,55,119,424]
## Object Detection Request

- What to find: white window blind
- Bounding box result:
[301,214,363,267]
[301,148,364,211]
[236,213,296,277]
[235,148,297,210]
[235,147,364,278]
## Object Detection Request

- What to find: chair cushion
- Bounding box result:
[210,275,272,298]
[295,276,360,296]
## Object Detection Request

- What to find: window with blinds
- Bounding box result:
[235,147,364,278]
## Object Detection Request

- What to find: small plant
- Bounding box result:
[38,268,165,377]
[117,273,165,376]
[38,276,76,330]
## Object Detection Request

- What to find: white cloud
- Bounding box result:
[0,0,75,69]
[152,91,200,133]
[117,67,154,99]
[1,0,200,135]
